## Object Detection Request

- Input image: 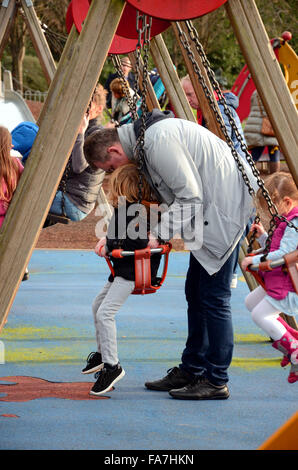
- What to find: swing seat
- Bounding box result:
[247,249,298,294]
[105,243,172,295]
[44,212,71,228]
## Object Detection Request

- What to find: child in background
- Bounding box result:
[82,163,161,396]
[0,126,24,228]
[241,172,298,383]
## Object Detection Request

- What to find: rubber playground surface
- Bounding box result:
[0,248,297,450]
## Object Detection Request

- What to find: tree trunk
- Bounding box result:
[8,12,26,94]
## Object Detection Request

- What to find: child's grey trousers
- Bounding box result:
[92,277,135,366]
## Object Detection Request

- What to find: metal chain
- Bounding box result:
[177,20,298,257]
[111,55,138,122]
[133,12,152,203]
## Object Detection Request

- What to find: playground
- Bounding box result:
[0,0,298,452]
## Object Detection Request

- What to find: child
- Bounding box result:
[241,172,298,383]
[110,77,135,125]
[0,126,24,228]
[82,163,161,396]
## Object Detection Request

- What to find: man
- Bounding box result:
[104,56,136,109]
[181,75,248,288]
[84,113,258,400]
[181,74,246,160]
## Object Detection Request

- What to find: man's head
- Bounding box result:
[181,75,199,110]
[120,56,132,78]
[84,128,130,173]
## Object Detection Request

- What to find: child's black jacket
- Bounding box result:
[106,203,161,283]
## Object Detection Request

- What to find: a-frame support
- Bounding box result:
[226,0,298,186]
[0,0,125,331]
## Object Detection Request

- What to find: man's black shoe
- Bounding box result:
[169,376,229,400]
[144,367,193,391]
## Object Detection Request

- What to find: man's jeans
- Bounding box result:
[180,248,238,386]
[50,190,87,221]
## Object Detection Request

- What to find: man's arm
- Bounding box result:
[146,134,204,248]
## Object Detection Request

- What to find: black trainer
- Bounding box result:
[81,351,104,374]
[144,367,193,391]
[169,376,230,400]
[90,364,125,396]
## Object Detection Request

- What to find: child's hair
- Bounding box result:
[257,172,298,209]
[92,83,107,110]
[0,126,22,202]
[108,163,157,208]
[110,78,128,98]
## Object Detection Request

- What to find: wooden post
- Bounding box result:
[21,0,56,84]
[172,21,226,139]
[150,34,196,122]
[0,0,17,57]
[0,0,125,332]
[226,0,298,185]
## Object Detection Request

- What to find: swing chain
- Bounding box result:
[177,20,298,257]
[111,55,138,122]
[133,12,152,203]
[175,21,256,198]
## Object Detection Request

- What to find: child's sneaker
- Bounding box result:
[81,351,104,374]
[90,364,125,396]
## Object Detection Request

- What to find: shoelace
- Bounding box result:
[86,352,97,363]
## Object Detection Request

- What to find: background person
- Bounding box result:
[47,84,107,223]
[244,89,280,174]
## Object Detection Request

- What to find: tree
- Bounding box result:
[7,10,27,93]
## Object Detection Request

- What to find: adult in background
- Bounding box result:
[83,111,258,400]
[47,84,107,223]
[244,89,280,174]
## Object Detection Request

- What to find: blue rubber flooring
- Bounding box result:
[0,249,297,450]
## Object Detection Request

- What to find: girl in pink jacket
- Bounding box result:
[0,126,23,228]
[242,172,298,384]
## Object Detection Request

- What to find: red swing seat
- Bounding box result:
[247,249,298,294]
[105,243,172,295]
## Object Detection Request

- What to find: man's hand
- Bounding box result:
[95,237,107,257]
